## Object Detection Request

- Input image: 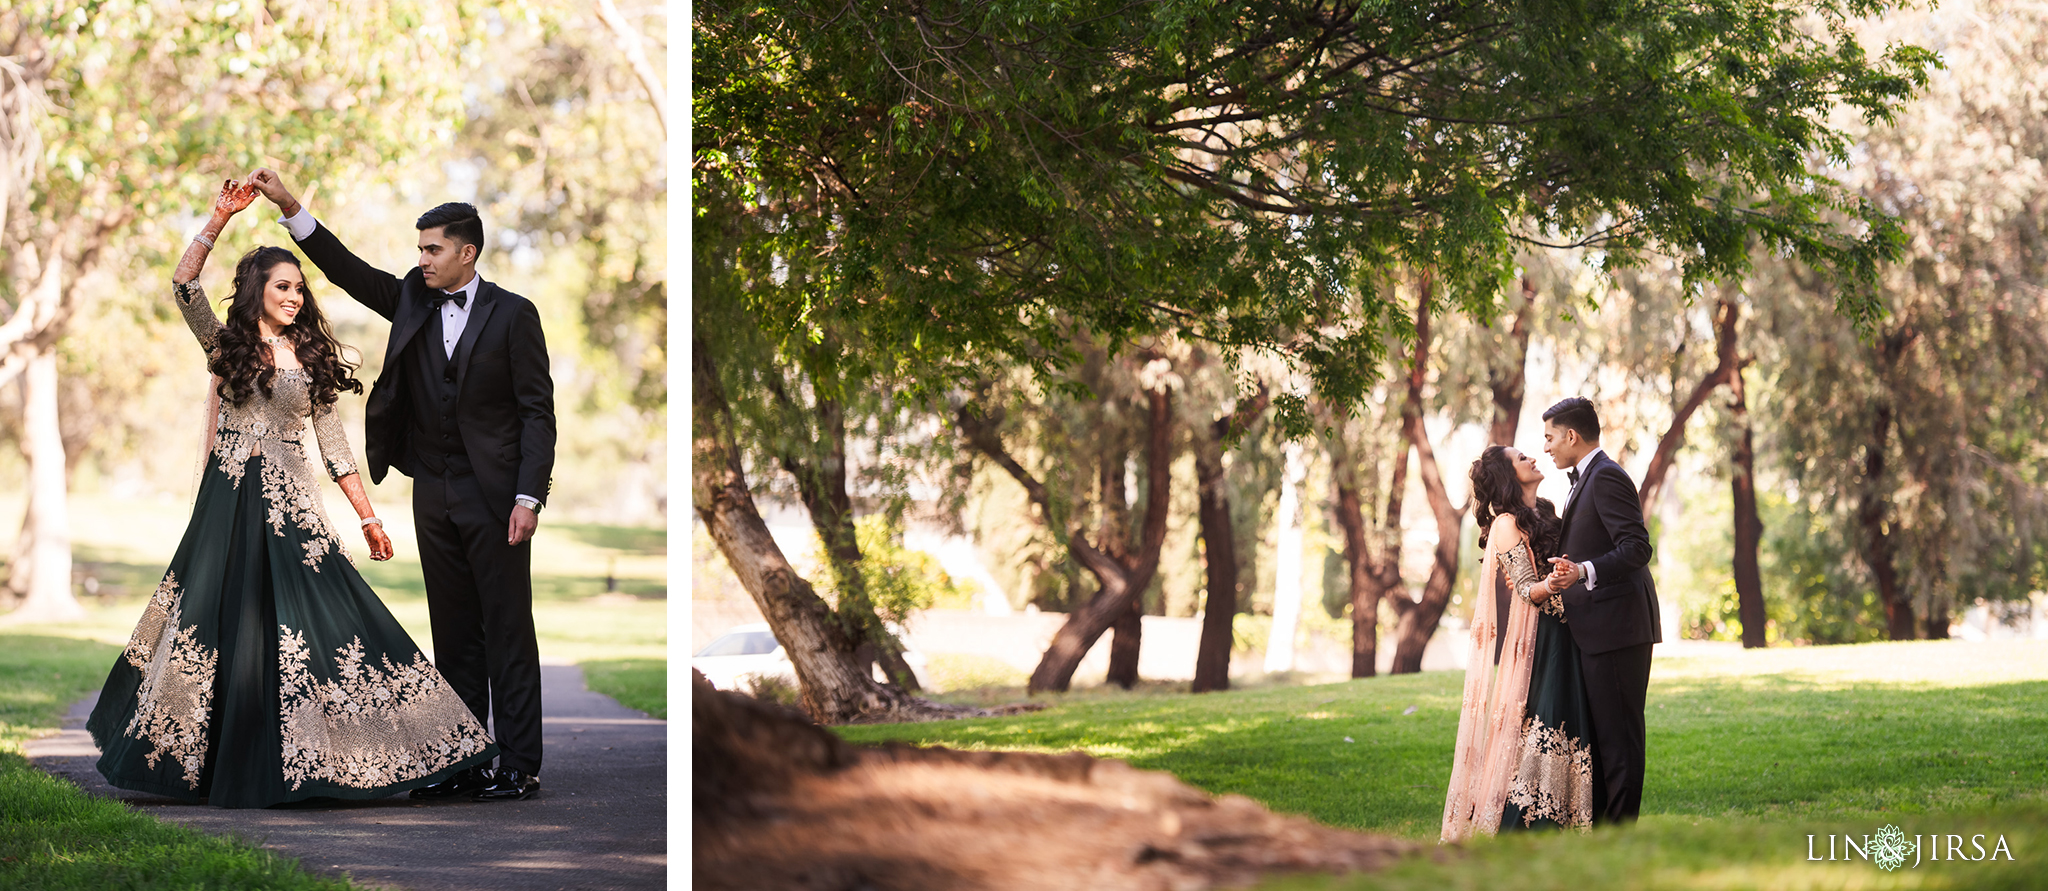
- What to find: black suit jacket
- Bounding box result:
[295,223,556,521]
[1558,451,1663,655]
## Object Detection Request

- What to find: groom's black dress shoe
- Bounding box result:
[473,768,539,801]
[410,766,492,800]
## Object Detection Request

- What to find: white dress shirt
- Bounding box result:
[1566,448,1605,590]
[433,272,480,359]
[278,206,540,513]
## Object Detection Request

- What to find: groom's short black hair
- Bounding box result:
[417,202,485,254]
[1542,397,1601,443]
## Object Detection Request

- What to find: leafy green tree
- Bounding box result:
[0,1,479,618]
[694,0,1934,716]
[1752,1,2048,639]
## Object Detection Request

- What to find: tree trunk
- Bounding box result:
[1385,276,1467,674]
[1191,434,1239,692]
[1330,474,1399,678]
[1024,387,1174,693]
[1101,440,1142,688]
[8,346,79,621]
[693,339,950,723]
[1859,402,1915,640]
[1637,297,1742,514]
[1488,275,1537,446]
[1728,339,1766,649]
[1388,424,1464,674]
[1923,602,1951,640]
[1105,595,1143,688]
[1191,387,1268,693]
[776,392,921,692]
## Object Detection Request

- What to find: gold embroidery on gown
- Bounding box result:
[1506,715,1595,830]
[277,628,495,791]
[175,282,357,569]
[121,573,218,790]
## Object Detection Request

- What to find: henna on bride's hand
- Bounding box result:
[213,178,259,217]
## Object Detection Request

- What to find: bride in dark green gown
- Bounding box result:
[86,179,495,808]
[1442,445,1598,841]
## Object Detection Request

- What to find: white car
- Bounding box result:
[692,623,794,692]
[691,622,930,691]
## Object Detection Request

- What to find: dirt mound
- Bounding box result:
[694,672,1421,891]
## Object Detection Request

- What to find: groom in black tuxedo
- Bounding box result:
[247,169,556,802]
[1540,397,1660,823]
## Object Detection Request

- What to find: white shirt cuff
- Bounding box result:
[514,494,542,511]
[279,207,317,241]
[1580,561,1597,590]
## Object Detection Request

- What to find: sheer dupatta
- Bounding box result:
[1440,530,1542,843]
[192,374,223,500]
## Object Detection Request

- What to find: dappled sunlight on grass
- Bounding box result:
[840,641,2048,844]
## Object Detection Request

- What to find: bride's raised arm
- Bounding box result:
[172,178,258,285]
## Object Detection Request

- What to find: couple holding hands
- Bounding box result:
[86,172,555,808]
[1442,398,1663,841]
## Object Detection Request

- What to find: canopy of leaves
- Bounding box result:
[695,0,1935,421]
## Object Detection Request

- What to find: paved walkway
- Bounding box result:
[27,663,665,891]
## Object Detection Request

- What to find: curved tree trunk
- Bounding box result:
[694,339,955,723]
[1385,276,1467,674]
[1637,297,1742,514]
[774,389,921,692]
[1191,386,1267,693]
[1027,387,1174,693]
[1387,423,1463,674]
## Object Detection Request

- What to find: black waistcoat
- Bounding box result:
[405,308,472,476]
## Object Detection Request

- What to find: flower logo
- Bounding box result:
[1870,824,1916,872]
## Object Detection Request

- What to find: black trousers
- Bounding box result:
[1578,641,1653,823]
[415,470,543,774]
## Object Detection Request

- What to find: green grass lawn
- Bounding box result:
[838,639,2048,888]
[579,658,666,719]
[0,633,355,890]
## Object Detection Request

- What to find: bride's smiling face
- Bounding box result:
[1505,448,1545,486]
[262,262,307,331]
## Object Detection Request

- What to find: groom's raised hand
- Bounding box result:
[246,167,301,217]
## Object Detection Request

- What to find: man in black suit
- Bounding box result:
[247,168,556,802]
[1539,397,1660,823]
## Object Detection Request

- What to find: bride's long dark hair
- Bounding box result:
[211,246,363,407]
[1469,445,1561,561]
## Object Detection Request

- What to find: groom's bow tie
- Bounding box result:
[1567,468,1581,487]
[430,290,467,310]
